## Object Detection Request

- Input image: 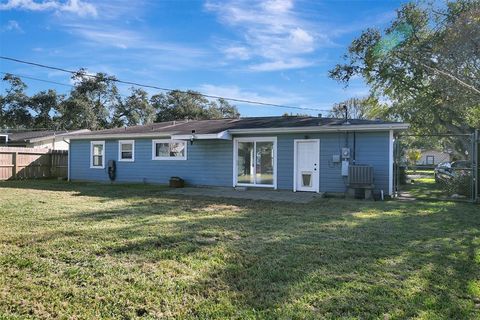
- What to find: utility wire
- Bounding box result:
[1,71,137,99]
[0,56,331,112]
[0,71,72,88]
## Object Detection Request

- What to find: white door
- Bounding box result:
[294,140,319,192]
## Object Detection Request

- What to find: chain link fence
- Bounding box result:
[394,131,478,203]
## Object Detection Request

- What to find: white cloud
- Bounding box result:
[262,0,293,13]
[2,20,23,32]
[0,0,97,17]
[249,58,314,72]
[223,45,251,60]
[65,23,208,55]
[289,27,314,49]
[205,0,326,71]
[198,83,326,111]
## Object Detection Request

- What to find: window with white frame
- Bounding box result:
[234,137,276,188]
[118,140,134,161]
[90,141,105,168]
[152,139,187,160]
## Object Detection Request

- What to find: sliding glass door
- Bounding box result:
[234,138,276,188]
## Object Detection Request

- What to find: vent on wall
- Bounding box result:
[347,165,374,186]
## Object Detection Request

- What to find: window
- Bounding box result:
[234,137,276,188]
[426,155,434,165]
[0,135,8,144]
[90,141,105,168]
[118,140,134,162]
[152,139,187,160]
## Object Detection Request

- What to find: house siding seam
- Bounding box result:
[69,131,390,193]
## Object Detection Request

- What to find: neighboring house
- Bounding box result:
[417,149,451,165]
[68,116,408,195]
[0,130,89,150]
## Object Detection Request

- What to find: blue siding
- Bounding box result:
[70,139,233,186]
[70,131,391,193]
[274,132,390,192]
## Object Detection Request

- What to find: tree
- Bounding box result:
[29,89,63,129]
[0,74,33,128]
[58,70,122,130]
[111,88,156,127]
[329,97,392,120]
[151,90,239,122]
[209,98,240,119]
[1,71,241,131]
[329,1,480,135]
[406,149,422,171]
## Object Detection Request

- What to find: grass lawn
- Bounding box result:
[0,180,479,319]
[401,177,449,200]
[405,169,435,176]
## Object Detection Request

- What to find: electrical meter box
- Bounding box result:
[341,147,350,159]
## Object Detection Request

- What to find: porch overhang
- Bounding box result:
[171,130,232,141]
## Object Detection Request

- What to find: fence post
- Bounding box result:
[475,130,479,203]
[50,152,54,177]
[12,152,17,179]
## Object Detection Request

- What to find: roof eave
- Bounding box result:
[229,123,409,134]
[68,123,409,140]
[69,132,174,140]
[25,130,91,143]
[171,130,232,141]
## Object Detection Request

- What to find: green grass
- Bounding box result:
[406,169,435,176]
[402,177,449,200]
[0,180,479,319]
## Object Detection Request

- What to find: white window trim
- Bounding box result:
[233,137,277,189]
[152,139,187,160]
[388,130,394,195]
[90,141,105,169]
[118,140,135,162]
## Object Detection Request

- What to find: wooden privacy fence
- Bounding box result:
[0,147,68,180]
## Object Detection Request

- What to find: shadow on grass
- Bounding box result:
[1,180,479,318]
[0,179,169,200]
[72,196,480,317]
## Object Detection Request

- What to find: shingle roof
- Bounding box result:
[3,129,89,143]
[72,116,405,137]
[3,130,68,143]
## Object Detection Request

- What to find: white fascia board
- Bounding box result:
[27,135,57,143]
[229,123,409,134]
[29,130,91,143]
[171,130,232,140]
[69,132,173,140]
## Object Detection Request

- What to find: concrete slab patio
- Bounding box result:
[164,187,324,203]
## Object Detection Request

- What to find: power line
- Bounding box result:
[0,71,136,100]
[0,56,331,112]
[0,71,72,88]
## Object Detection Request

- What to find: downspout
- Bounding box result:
[64,138,70,181]
[353,132,356,165]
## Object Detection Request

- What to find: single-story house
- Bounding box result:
[1,129,89,150]
[68,116,408,195]
[417,149,451,166]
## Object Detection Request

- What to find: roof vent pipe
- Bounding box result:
[343,105,350,125]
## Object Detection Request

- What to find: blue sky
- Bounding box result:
[0,0,405,116]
